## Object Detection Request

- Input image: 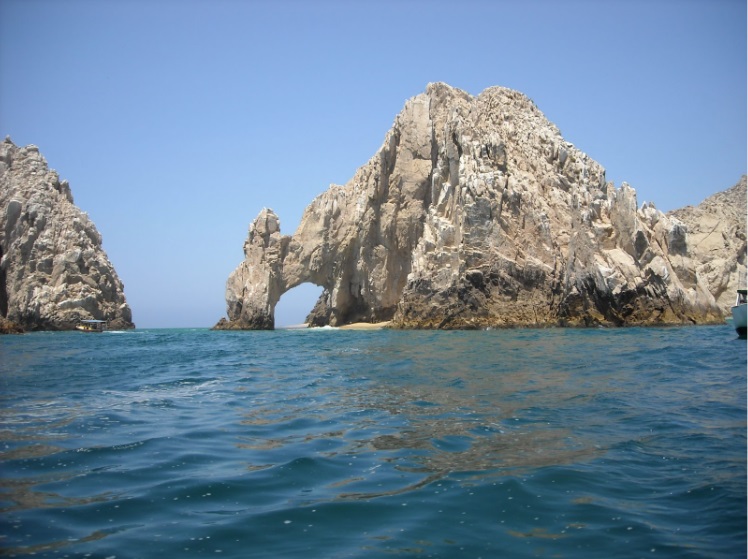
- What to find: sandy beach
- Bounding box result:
[280,322,390,330]
[339,321,391,330]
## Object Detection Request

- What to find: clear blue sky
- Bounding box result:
[1,0,745,328]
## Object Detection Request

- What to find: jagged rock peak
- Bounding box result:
[0,138,134,331]
[216,83,725,330]
[667,175,747,315]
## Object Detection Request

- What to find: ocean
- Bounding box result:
[0,325,745,558]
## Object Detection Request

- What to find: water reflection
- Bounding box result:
[0,400,121,517]
[0,472,117,513]
[234,330,616,502]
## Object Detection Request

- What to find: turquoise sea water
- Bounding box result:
[0,325,745,558]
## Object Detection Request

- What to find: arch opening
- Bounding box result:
[274,282,324,328]
[0,244,7,317]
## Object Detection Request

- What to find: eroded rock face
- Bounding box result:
[667,176,747,315]
[218,83,726,329]
[0,138,134,331]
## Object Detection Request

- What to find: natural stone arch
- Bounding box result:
[220,196,419,330]
[215,83,725,331]
[218,89,437,330]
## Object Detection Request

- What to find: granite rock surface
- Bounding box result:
[0,138,134,331]
[217,83,729,330]
[668,175,746,315]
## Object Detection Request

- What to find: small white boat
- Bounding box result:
[76,319,108,333]
[730,289,746,339]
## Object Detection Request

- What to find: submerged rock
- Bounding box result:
[0,138,134,331]
[217,83,729,330]
[0,316,24,334]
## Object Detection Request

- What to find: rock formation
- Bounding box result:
[667,176,746,315]
[217,83,727,330]
[0,138,134,331]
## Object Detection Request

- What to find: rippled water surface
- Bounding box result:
[1,326,745,558]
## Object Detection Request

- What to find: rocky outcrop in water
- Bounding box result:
[0,138,134,331]
[217,83,726,330]
[667,176,746,315]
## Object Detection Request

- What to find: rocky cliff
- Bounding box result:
[668,176,746,315]
[217,83,728,330]
[0,138,134,331]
